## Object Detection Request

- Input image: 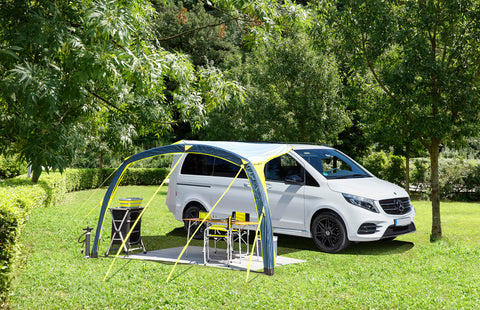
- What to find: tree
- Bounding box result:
[152,1,243,70]
[0,0,243,182]
[335,0,480,239]
[202,4,350,143]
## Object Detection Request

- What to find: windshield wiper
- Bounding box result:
[331,174,368,179]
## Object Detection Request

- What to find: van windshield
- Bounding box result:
[295,148,371,180]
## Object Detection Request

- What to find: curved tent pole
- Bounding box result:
[243,161,275,275]
[90,143,277,275]
[90,144,185,259]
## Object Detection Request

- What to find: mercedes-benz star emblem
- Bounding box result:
[395,199,405,212]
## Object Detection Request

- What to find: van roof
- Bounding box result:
[179,140,334,151]
[177,140,293,163]
[291,144,333,150]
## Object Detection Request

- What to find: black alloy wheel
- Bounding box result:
[311,212,350,253]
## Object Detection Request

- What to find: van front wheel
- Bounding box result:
[311,212,349,253]
[183,203,206,239]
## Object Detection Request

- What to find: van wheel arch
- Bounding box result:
[310,209,350,253]
[182,202,207,239]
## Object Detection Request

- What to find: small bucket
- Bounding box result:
[119,197,143,208]
[255,235,277,256]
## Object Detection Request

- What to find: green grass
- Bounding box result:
[7,186,480,309]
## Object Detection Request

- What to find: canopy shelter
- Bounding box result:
[91,140,292,275]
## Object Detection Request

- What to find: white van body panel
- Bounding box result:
[166,144,416,249]
[327,177,408,201]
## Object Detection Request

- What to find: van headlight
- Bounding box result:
[342,193,379,213]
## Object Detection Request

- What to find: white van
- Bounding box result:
[166,143,416,253]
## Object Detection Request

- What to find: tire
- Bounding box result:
[311,212,350,253]
[183,203,206,239]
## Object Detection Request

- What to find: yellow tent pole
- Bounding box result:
[103,154,185,282]
[166,165,244,283]
[73,164,122,225]
[81,201,102,223]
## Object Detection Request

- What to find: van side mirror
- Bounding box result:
[284,174,303,185]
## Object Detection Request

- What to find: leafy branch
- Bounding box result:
[85,88,127,114]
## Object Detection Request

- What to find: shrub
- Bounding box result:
[0,167,169,302]
[361,151,406,187]
[411,159,429,186]
[0,179,51,301]
[439,158,480,201]
[384,155,406,187]
[62,168,169,191]
[361,151,388,180]
[363,152,480,200]
[408,157,480,201]
[0,155,27,180]
[121,168,170,186]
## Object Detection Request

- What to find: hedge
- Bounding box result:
[0,154,27,180]
[361,152,480,201]
[0,167,168,303]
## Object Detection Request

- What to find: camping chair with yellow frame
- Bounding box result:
[201,211,236,265]
[231,211,252,259]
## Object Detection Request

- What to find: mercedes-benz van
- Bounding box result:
[166,143,416,253]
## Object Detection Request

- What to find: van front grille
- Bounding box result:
[379,197,412,215]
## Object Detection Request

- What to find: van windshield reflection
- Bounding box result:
[295,149,371,180]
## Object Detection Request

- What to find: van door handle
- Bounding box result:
[245,182,272,189]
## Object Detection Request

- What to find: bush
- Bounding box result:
[363,152,480,201]
[406,157,480,201]
[361,151,388,180]
[439,158,480,201]
[0,178,55,301]
[385,155,406,186]
[411,159,429,186]
[0,167,169,302]
[0,155,27,180]
[63,168,169,191]
[361,151,406,187]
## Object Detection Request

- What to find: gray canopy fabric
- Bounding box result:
[91,140,291,275]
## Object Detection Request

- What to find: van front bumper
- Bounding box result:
[352,220,416,241]
[381,222,416,239]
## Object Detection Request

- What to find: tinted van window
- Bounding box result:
[213,157,247,178]
[265,154,304,182]
[296,149,370,179]
[265,154,319,187]
[181,154,247,178]
[181,154,214,176]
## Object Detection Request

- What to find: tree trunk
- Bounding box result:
[429,140,442,241]
[405,145,410,195]
[31,168,42,184]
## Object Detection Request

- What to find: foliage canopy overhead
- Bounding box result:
[0,0,243,181]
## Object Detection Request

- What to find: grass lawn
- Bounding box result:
[7,186,480,309]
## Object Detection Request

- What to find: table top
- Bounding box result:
[183,217,257,226]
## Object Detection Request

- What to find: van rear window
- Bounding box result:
[181,154,214,176]
[181,154,247,178]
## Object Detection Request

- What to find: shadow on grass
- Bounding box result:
[142,227,203,251]
[142,228,414,257]
[276,235,413,255]
[341,240,414,255]
[105,259,132,282]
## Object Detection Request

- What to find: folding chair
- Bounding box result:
[203,212,235,265]
[232,211,251,258]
